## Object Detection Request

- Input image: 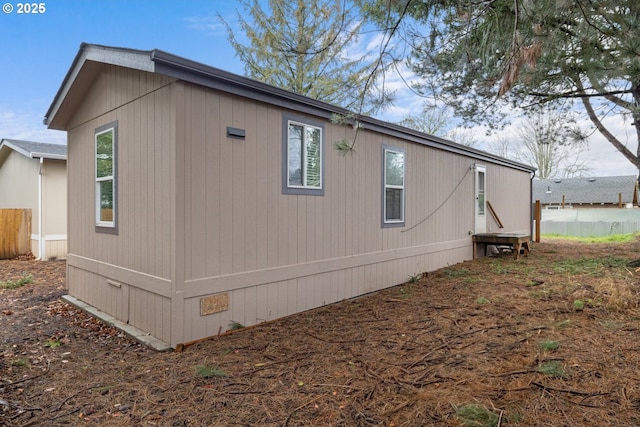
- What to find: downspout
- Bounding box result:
[530,170,536,241]
[38,157,44,260]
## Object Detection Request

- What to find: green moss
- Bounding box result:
[456,403,499,427]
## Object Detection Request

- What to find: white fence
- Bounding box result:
[537,208,640,237]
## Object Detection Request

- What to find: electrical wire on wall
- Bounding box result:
[401,163,474,233]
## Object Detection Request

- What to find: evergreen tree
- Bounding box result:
[220,0,390,114]
[362,0,640,175]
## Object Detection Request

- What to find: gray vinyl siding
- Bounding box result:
[174,81,529,344]
[0,150,39,222]
[65,67,176,343]
[44,240,67,260]
[484,164,532,234]
[41,159,67,259]
[66,67,174,277]
[177,81,478,280]
[42,160,67,237]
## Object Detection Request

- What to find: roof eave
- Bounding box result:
[46,44,535,173]
[0,139,67,160]
[150,49,536,173]
[151,49,350,119]
[30,152,68,161]
[0,139,31,158]
[45,43,155,130]
[359,118,536,173]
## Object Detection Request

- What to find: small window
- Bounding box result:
[282,114,324,195]
[477,167,485,216]
[95,122,118,233]
[383,146,405,226]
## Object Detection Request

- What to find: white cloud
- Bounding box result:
[0,107,65,144]
[355,22,639,178]
[478,113,638,177]
[373,61,429,123]
[183,14,227,36]
[583,129,637,177]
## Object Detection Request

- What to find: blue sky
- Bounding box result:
[0,0,246,143]
[0,0,636,176]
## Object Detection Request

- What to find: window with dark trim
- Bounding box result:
[95,121,118,234]
[282,114,324,196]
[382,145,405,227]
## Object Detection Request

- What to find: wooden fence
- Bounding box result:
[0,209,32,259]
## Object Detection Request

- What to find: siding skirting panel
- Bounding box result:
[67,254,173,344]
[179,239,472,344]
[45,240,67,260]
[68,254,172,297]
[183,238,470,298]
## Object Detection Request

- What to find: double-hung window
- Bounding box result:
[383,146,405,226]
[283,114,324,195]
[95,122,118,233]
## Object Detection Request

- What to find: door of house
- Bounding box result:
[474,165,486,233]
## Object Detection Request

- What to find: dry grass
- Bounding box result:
[596,276,640,311]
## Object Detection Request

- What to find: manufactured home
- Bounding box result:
[45,44,535,349]
[0,139,67,259]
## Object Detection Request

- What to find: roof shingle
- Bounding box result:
[533,176,638,205]
[0,139,67,160]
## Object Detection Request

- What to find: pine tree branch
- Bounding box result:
[528,89,632,100]
[575,79,640,168]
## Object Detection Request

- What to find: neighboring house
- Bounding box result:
[45,43,535,349]
[533,176,639,209]
[0,139,67,259]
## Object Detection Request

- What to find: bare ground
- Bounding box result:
[2,238,640,426]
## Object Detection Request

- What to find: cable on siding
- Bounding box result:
[401,164,474,233]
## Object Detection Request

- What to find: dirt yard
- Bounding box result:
[2,238,640,427]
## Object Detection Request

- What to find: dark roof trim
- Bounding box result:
[150,49,535,173]
[359,118,534,172]
[47,43,534,173]
[44,43,154,127]
[151,49,349,119]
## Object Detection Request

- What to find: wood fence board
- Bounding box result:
[0,209,32,259]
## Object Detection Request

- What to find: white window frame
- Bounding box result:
[95,122,118,233]
[282,114,324,196]
[382,146,405,227]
